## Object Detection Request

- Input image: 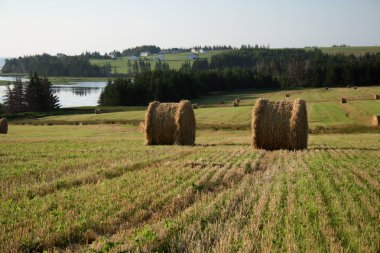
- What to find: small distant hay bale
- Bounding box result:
[285,93,290,97]
[371,115,380,126]
[192,103,198,109]
[95,109,101,114]
[145,100,196,145]
[341,98,347,104]
[233,100,239,107]
[325,87,329,90]
[0,118,8,134]
[138,121,145,133]
[374,94,380,100]
[353,86,358,89]
[251,99,308,150]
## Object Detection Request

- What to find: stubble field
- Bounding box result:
[0,124,379,252]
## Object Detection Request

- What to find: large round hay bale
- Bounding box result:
[341,98,347,104]
[0,118,8,134]
[372,115,380,126]
[145,100,196,145]
[251,99,308,150]
[374,94,380,100]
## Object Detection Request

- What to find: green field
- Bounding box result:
[18,86,380,131]
[0,125,379,252]
[1,86,380,252]
[90,50,230,74]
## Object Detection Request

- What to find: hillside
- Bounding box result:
[307,46,380,56]
[90,49,230,74]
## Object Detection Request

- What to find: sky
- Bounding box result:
[0,0,379,57]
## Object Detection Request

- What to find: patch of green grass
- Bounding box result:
[48,76,110,84]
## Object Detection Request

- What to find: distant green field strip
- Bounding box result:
[90,50,230,73]
[308,102,354,126]
[195,106,251,127]
[342,100,380,124]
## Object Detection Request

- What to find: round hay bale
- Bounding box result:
[233,100,239,107]
[371,115,380,126]
[251,99,308,150]
[95,109,101,114]
[138,121,145,133]
[341,98,347,104]
[374,94,379,100]
[285,93,290,97]
[192,103,198,109]
[145,100,196,145]
[0,118,8,134]
[325,87,329,90]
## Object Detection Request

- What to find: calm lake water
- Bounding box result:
[0,76,107,108]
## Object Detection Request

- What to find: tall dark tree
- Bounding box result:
[25,73,60,111]
[3,77,26,113]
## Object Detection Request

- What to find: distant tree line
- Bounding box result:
[2,54,112,77]
[82,51,112,59]
[121,45,161,56]
[99,68,277,106]
[4,73,60,113]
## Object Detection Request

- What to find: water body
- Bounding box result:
[0,79,107,108]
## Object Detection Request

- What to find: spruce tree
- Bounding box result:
[25,72,60,111]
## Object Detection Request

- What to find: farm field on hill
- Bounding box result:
[316,46,380,56]
[90,50,230,73]
[26,87,380,130]
[0,125,379,252]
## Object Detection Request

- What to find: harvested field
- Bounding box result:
[0,125,379,252]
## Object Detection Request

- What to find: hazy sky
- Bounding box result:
[0,0,379,57]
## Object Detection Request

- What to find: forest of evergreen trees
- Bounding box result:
[99,68,277,106]
[208,48,380,88]
[1,54,112,76]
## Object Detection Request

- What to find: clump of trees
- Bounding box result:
[121,45,161,56]
[4,73,60,113]
[99,68,278,106]
[2,54,112,77]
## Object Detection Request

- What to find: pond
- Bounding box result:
[0,76,107,108]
